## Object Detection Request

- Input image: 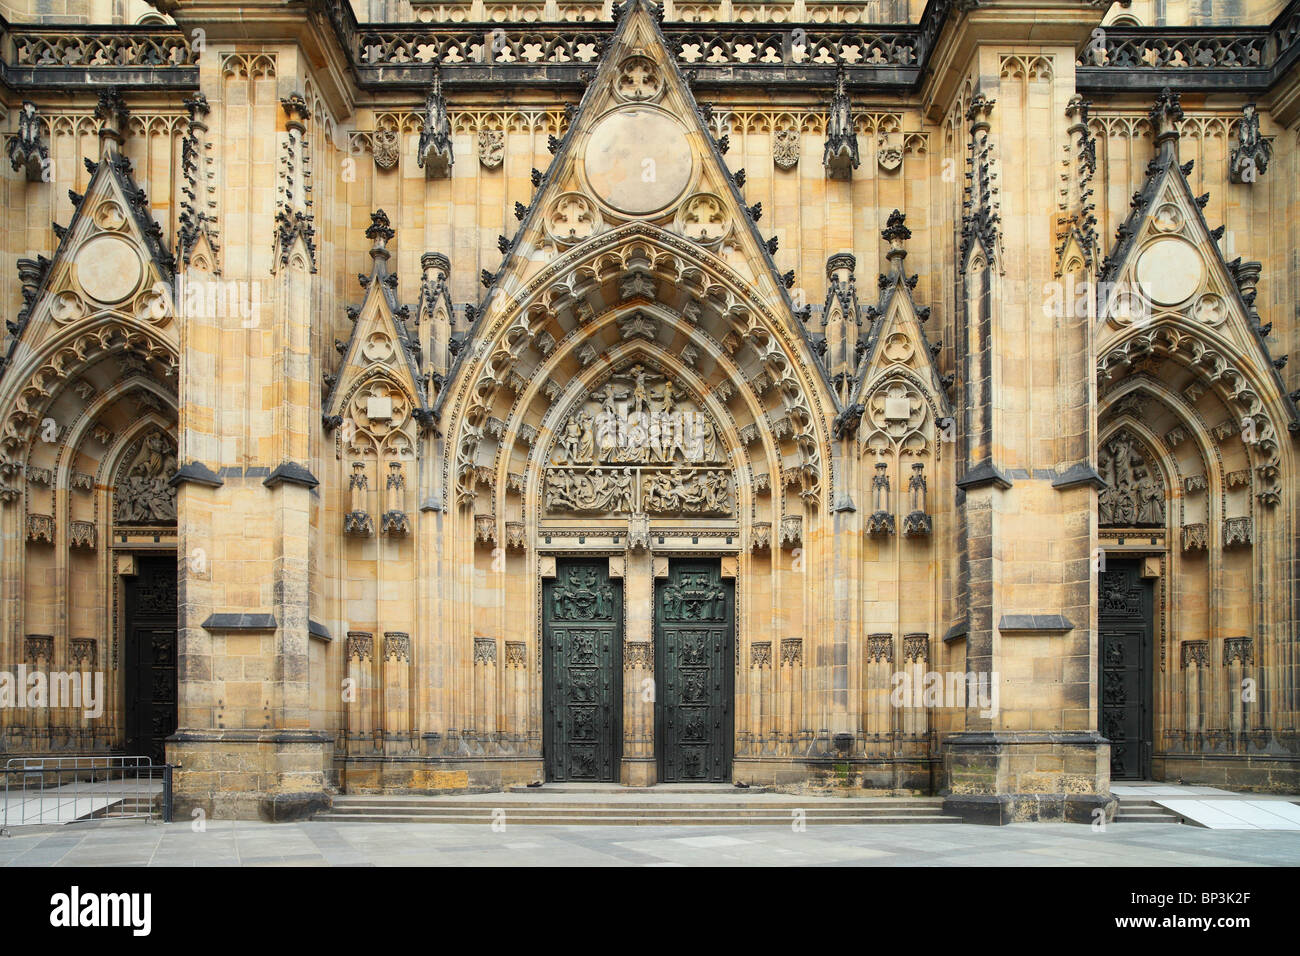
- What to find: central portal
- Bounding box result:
[543,558,623,782]
[655,559,734,782]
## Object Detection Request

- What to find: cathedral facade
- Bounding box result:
[1,0,1298,822]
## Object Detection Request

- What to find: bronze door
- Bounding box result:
[1098,559,1154,780]
[123,555,178,764]
[656,560,734,782]
[542,559,623,782]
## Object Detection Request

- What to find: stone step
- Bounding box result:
[1115,800,1182,824]
[325,797,944,811]
[324,803,946,816]
[315,794,962,825]
[315,810,964,826]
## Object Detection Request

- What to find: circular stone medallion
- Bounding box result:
[584,108,693,216]
[1135,237,1202,306]
[77,233,144,304]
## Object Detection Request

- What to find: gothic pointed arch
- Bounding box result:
[1097,89,1297,512]
[324,211,428,538]
[437,0,835,531]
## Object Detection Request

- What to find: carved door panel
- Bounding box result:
[124,555,178,764]
[543,559,622,782]
[1098,559,1154,780]
[656,560,734,782]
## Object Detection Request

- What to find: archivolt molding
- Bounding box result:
[442,223,834,512]
[1097,318,1286,506]
[0,315,178,466]
[515,342,760,526]
[457,315,791,525]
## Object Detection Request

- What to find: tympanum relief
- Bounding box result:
[1099,430,1166,527]
[113,430,178,524]
[544,364,733,516]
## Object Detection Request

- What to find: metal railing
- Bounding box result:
[1,756,172,831]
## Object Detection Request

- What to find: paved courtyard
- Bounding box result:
[1,818,1298,866]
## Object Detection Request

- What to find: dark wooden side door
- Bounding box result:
[656,559,734,782]
[542,558,622,782]
[124,555,178,764]
[1098,558,1154,780]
